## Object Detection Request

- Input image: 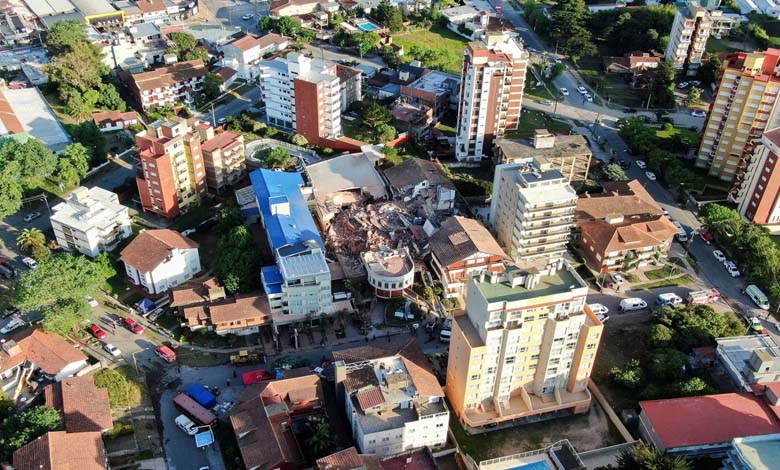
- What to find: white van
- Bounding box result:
[746,284,770,310]
[439,329,452,343]
[174,414,197,435]
[619,298,648,312]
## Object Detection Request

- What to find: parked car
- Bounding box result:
[712,250,726,262]
[23,212,40,223]
[584,94,593,102]
[610,273,625,285]
[691,80,701,86]
[577,86,587,94]
[699,231,714,245]
[103,343,121,357]
[677,82,689,89]
[560,87,569,96]
[619,298,648,312]
[123,317,145,334]
[691,110,706,117]
[1,317,25,334]
[588,303,609,315]
[645,171,657,181]
[217,117,227,124]
[636,160,647,169]
[88,324,107,340]
[241,13,254,20]
[175,414,198,435]
[725,261,741,277]
[86,296,98,308]
[22,257,38,269]
[538,99,552,106]
[596,313,610,323]
[618,159,629,169]
[625,108,638,113]
[182,228,197,237]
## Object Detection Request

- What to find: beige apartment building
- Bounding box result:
[665,1,712,75]
[695,49,780,197]
[445,261,603,428]
[489,159,577,263]
[196,124,246,193]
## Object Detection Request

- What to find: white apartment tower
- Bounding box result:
[666,1,712,75]
[489,159,578,263]
[455,34,528,161]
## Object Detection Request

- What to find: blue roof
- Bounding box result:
[507,462,552,470]
[380,83,401,95]
[194,429,214,448]
[250,169,324,252]
[261,265,284,294]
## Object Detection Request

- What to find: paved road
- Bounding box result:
[199,0,267,33]
[198,86,264,126]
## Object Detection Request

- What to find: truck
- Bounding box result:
[173,393,217,426]
[687,288,720,305]
[230,349,262,365]
[184,384,218,409]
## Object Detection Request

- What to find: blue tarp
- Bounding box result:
[184,384,217,409]
[250,169,324,252]
[194,429,214,448]
[135,298,155,314]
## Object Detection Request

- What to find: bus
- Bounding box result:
[672,221,688,242]
[173,393,217,426]
[746,284,770,310]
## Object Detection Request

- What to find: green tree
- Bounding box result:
[68,121,108,164]
[259,16,275,32]
[376,124,397,143]
[615,444,692,470]
[305,421,334,458]
[329,12,345,28]
[0,139,57,188]
[94,368,142,407]
[60,143,92,178]
[16,228,46,255]
[260,147,292,169]
[698,53,723,86]
[603,163,628,181]
[650,348,688,380]
[184,47,210,62]
[361,100,393,141]
[0,406,63,462]
[353,31,381,57]
[610,358,643,389]
[94,252,117,280]
[166,32,199,60]
[551,0,596,59]
[96,83,127,111]
[648,323,673,346]
[45,41,108,95]
[676,377,713,397]
[216,225,260,294]
[647,60,676,108]
[373,0,404,31]
[0,161,23,219]
[66,89,100,122]
[290,133,309,147]
[203,72,224,100]
[45,20,88,55]
[276,16,302,37]
[683,87,702,106]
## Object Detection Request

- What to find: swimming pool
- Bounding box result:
[357,20,379,32]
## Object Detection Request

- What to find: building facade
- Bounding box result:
[489,160,578,263]
[120,229,201,295]
[50,186,132,258]
[196,124,246,193]
[135,118,208,218]
[665,1,712,75]
[737,128,780,230]
[455,34,528,161]
[695,49,780,198]
[220,33,289,80]
[127,59,207,109]
[493,131,593,182]
[362,248,415,299]
[445,262,603,428]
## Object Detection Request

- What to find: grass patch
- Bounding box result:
[592,321,653,411]
[94,366,145,408]
[645,265,684,280]
[705,36,744,53]
[504,110,572,139]
[524,70,558,102]
[434,122,456,137]
[633,274,695,290]
[656,126,700,144]
[392,25,469,75]
[176,348,230,367]
[171,204,213,231]
[442,165,493,198]
[576,55,646,107]
[105,420,135,440]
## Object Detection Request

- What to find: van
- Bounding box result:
[155,346,177,363]
[746,284,770,310]
[619,298,648,312]
[672,221,688,242]
[175,414,198,435]
[655,293,683,307]
[439,329,452,343]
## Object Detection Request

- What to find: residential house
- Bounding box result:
[126,59,207,109]
[269,0,339,16]
[230,372,324,470]
[383,158,456,213]
[334,340,449,457]
[120,229,201,295]
[317,447,382,470]
[602,51,661,86]
[13,431,107,470]
[493,131,593,182]
[44,376,113,433]
[221,33,289,80]
[91,110,140,132]
[392,102,434,138]
[399,70,460,122]
[50,186,132,258]
[429,216,507,299]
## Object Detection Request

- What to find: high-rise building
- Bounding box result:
[195,123,246,193]
[488,158,577,263]
[445,261,603,428]
[135,118,207,219]
[737,128,780,229]
[455,34,527,162]
[694,49,780,198]
[259,53,361,146]
[666,1,712,75]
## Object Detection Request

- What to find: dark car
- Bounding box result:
[625,108,638,113]
[618,159,630,169]
[2,306,21,319]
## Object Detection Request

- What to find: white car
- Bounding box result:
[645,171,657,181]
[22,257,38,269]
[588,303,609,315]
[86,296,98,308]
[691,110,706,117]
[577,86,587,94]
[712,250,726,262]
[610,273,625,284]
[560,87,569,96]
[1,317,25,334]
[103,343,121,357]
[597,313,610,323]
[584,94,593,102]
[636,160,647,169]
[181,228,197,237]
[241,13,254,20]
[725,261,740,277]
[23,212,41,223]
[175,414,198,435]
[677,82,689,89]
[538,99,552,106]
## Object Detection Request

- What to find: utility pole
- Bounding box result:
[211,102,216,125]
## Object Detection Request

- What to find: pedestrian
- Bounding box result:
[226,379,230,387]
[372,334,376,341]
[365,336,369,343]
[233,370,237,378]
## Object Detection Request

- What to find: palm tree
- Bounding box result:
[16,228,46,255]
[306,421,333,457]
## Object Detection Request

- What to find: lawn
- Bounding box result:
[392,25,469,75]
[524,69,558,102]
[592,321,653,411]
[705,36,742,53]
[633,274,695,290]
[576,54,646,107]
[503,110,572,139]
[656,125,700,145]
[443,165,495,199]
[171,204,213,231]
[644,264,685,280]
[434,110,458,137]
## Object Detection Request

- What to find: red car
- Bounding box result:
[88,324,107,340]
[123,317,145,334]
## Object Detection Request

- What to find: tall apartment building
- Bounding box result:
[445,261,603,428]
[455,34,528,162]
[737,128,780,229]
[135,118,207,219]
[259,53,361,146]
[695,49,780,197]
[126,59,207,110]
[666,1,712,75]
[50,186,132,258]
[195,123,246,193]
[489,159,578,263]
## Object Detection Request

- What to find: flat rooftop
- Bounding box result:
[407,70,460,95]
[473,265,587,304]
[362,249,413,278]
[717,336,780,386]
[305,152,386,200]
[3,87,71,151]
[495,135,591,162]
[731,434,780,470]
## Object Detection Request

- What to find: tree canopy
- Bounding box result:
[607,444,692,470]
[166,32,210,62]
[0,406,63,462]
[215,222,260,294]
[45,20,89,55]
[203,72,224,100]
[372,0,404,32]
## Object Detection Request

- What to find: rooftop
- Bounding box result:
[92,110,138,127]
[1,87,71,151]
[576,180,663,221]
[717,335,780,388]
[406,70,460,95]
[473,264,587,304]
[130,59,207,92]
[316,447,382,470]
[305,150,387,200]
[0,329,87,376]
[430,216,506,268]
[383,157,454,190]
[12,431,105,470]
[44,376,112,433]
[580,215,678,254]
[495,135,591,163]
[70,0,115,17]
[640,393,780,450]
[23,0,76,17]
[119,229,199,273]
[50,187,127,233]
[201,130,242,152]
[362,248,413,278]
[730,434,780,470]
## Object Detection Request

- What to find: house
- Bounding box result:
[429,216,507,298]
[215,66,238,90]
[334,340,449,457]
[221,33,289,79]
[383,158,456,213]
[91,110,140,132]
[13,431,107,470]
[230,372,324,470]
[50,186,132,258]
[716,335,780,392]
[120,229,201,295]
[576,180,664,222]
[270,0,339,16]
[126,59,207,109]
[0,329,88,396]
[399,70,460,121]
[44,376,113,433]
[493,131,593,183]
[638,392,780,455]
[0,86,71,152]
[603,51,661,87]
[317,447,382,470]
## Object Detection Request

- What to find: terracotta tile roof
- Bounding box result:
[13,431,106,470]
[381,448,438,470]
[92,110,138,127]
[228,34,261,51]
[640,393,780,449]
[130,60,207,93]
[317,447,383,470]
[170,277,222,307]
[383,158,454,190]
[270,0,320,13]
[256,32,289,48]
[581,215,678,254]
[136,0,166,13]
[120,229,199,273]
[215,66,237,82]
[0,329,87,377]
[209,295,271,326]
[576,180,663,221]
[396,340,443,398]
[182,305,209,327]
[0,88,25,134]
[44,376,112,433]
[332,345,399,363]
[201,131,242,153]
[430,216,506,268]
[356,386,385,410]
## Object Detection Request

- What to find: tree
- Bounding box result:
[353,31,381,57]
[94,368,142,407]
[203,72,224,100]
[96,83,127,111]
[647,60,676,108]
[46,20,88,55]
[0,161,23,219]
[45,41,108,95]
[603,163,628,181]
[166,32,200,60]
[215,225,260,294]
[276,16,302,37]
[290,133,309,147]
[0,406,63,462]
[551,0,596,59]
[305,421,334,458]
[615,444,692,470]
[376,124,397,143]
[676,377,713,396]
[648,323,673,346]
[259,16,275,32]
[698,53,723,86]
[650,348,688,380]
[66,89,99,122]
[68,121,108,164]
[60,143,92,179]
[260,147,292,169]
[94,252,117,280]
[16,228,46,255]
[373,0,404,32]
[683,87,702,106]
[610,358,643,389]
[184,47,210,62]
[0,139,57,188]
[361,100,393,140]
